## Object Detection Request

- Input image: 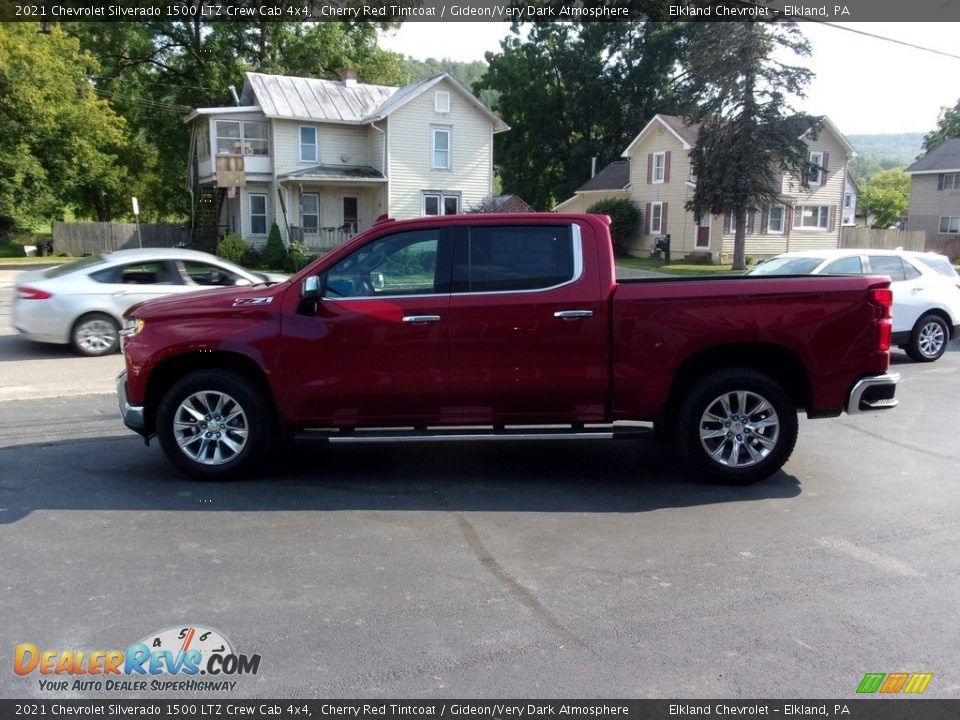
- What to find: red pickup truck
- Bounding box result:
[117,213,898,484]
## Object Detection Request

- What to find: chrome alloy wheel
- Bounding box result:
[917,319,946,359]
[75,318,118,355]
[698,390,780,468]
[173,391,249,466]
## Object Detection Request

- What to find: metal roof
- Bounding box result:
[278,164,387,182]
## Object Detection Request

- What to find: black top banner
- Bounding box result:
[2,700,960,720]
[2,0,960,23]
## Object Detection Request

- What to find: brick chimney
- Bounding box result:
[340,69,357,88]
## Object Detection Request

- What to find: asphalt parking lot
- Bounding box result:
[1,268,959,700]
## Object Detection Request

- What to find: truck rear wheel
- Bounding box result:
[677,368,798,485]
[156,370,272,480]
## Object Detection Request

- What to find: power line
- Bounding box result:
[815,21,960,62]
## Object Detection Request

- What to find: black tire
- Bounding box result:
[156,370,273,480]
[906,313,949,363]
[71,313,120,356]
[677,368,798,485]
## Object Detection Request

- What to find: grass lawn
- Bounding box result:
[616,255,750,276]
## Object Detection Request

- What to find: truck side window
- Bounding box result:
[322,229,450,298]
[455,225,575,293]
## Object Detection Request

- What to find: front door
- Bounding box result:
[282,226,454,426]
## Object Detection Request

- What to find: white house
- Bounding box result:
[185,70,508,251]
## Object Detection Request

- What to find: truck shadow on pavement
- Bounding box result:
[0,434,801,524]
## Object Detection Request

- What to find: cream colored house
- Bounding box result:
[607,114,856,260]
[185,70,507,251]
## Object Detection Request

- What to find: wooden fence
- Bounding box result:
[53,222,188,256]
[840,226,926,252]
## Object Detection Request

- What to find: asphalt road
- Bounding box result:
[1,268,959,701]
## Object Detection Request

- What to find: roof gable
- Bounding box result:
[622,114,699,157]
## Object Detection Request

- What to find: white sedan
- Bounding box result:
[12,248,286,356]
[749,248,960,362]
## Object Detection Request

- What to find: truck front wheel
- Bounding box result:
[156,370,272,480]
[677,368,798,485]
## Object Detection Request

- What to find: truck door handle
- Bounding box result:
[554,310,594,320]
[402,315,442,324]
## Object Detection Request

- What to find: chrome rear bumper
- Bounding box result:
[847,372,899,414]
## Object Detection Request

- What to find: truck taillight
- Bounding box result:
[16,287,52,300]
[869,287,893,352]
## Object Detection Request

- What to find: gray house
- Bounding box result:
[905,138,960,259]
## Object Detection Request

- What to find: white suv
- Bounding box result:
[750,249,960,362]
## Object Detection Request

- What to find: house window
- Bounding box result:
[940,174,959,190]
[844,192,852,209]
[939,216,960,234]
[301,194,319,235]
[435,91,450,113]
[216,120,268,156]
[768,204,785,234]
[249,193,268,235]
[653,152,666,183]
[423,192,460,216]
[432,128,451,170]
[650,202,663,234]
[300,126,317,163]
[808,151,824,186]
[794,204,831,230]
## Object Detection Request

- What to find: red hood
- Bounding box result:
[124,282,286,320]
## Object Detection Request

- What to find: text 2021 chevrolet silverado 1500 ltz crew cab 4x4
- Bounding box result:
[117,213,898,484]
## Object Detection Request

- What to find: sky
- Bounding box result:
[379,21,960,136]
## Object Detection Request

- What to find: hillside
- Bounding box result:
[846,132,925,183]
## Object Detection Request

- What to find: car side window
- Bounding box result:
[180,261,244,286]
[822,256,863,274]
[867,256,906,282]
[901,260,922,281]
[453,225,575,293]
[322,228,450,298]
[91,262,179,285]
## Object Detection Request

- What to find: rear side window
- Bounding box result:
[867,255,906,282]
[913,254,959,278]
[454,225,575,293]
[44,255,107,278]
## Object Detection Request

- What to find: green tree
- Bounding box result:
[0,24,139,231]
[859,168,909,229]
[922,98,960,154]
[585,199,639,256]
[476,21,684,210]
[680,22,819,272]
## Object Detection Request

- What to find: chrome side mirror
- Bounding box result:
[298,275,320,315]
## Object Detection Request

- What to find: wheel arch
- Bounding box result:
[913,308,954,339]
[660,343,811,435]
[143,351,279,436]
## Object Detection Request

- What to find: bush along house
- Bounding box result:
[185,70,508,252]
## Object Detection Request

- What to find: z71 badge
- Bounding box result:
[232,297,274,307]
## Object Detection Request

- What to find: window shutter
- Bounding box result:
[647,154,653,184]
[661,202,669,235]
[747,212,755,234]
[829,206,835,232]
[939,174,945,191]
[664,151,671,183]
[645,203,652,234]
[787,206,795,230]
[760,208,769,234]
[822,152,829,177]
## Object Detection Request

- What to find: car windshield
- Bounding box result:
[43,255,108,278]
[912,254,959,278]
[749,257,823,275]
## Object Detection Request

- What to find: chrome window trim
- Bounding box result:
[321,224,583,302]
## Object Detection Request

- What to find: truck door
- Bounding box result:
[282,226,453,426]
[445,222,607,424]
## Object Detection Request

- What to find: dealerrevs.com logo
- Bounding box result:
[857,672,933,694]
[14,626,261,692]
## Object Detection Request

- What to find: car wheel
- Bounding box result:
[906,314,949,363]
[156,370,273,480]
[677,368,798,485]
[71,313,120,356]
